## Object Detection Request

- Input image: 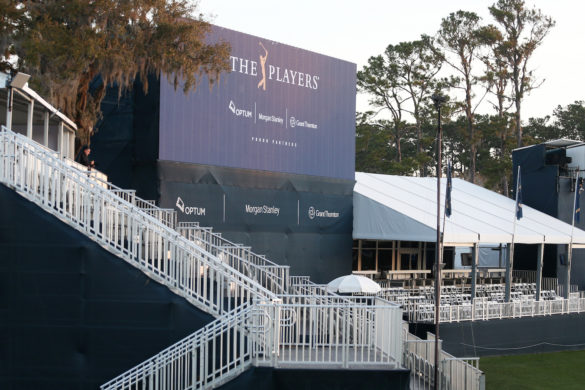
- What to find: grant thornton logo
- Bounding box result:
[229,41,320,91]
[308,206,339,220]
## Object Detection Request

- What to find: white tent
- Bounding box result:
[354,172,585,247]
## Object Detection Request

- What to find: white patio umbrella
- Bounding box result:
[326,274,381,294]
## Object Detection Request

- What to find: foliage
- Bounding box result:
[436,10,489,183]
[489,0,555,148]
[356,0,558,197]
[357,36,443,175]
[1,0,231,144]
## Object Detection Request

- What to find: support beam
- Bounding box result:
[6,88,12,129]
[536,243,544,301]
[43,112,49,147]
[27,99,35,139]
[69,130,75,159]
[564,243,572,299]
[505,244,514,302]
[471,243,478,303]
[57,122,64,158]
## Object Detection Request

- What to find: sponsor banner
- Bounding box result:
[298,193,352,232]
[159,26,356,180]
[223,187,297,228]
[159,182,224,225]
[160,182,352,234]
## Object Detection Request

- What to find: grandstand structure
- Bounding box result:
[0,73,483,390]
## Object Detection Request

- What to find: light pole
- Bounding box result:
[431,93,447,390]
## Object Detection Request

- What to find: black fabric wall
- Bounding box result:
[92,76,160,201]
[218,367,410,390]
[157,161,354,283]
[513,146,585,289]
[513,145,559,218]
[410,314,585,358]
[0,184,214,390]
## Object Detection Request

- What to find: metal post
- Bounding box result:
[43,111,49,147]
[566,173,579,298]
[471,243,478,303]
[431,93,446,390]
[27,99,34,139]
[505,244,513,302]
[536,243,544,301]
[57,121,64,158]
[6,88,13,130]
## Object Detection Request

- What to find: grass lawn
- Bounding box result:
[480,350,585,390]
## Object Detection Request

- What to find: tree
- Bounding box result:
[388,37,443,176]
[437,11,487,183]
[0,0,23,72]
[357,53,410,164]
[477,24,515,195]
[357,37,443,175]
[2,1,230,145]
[553,101,585,141]
[489,0,555,148]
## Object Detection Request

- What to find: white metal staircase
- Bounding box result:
[0,126,277,318]
[0,125,482,390]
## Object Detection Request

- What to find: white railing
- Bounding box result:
[403,331,485,390]
[0,126,277,317]
[178,222,290,295]
[408,297,585,323]
[100,303,262,390]
[289,276,337,297]
[101,297,404,390]
[264,295,403,369]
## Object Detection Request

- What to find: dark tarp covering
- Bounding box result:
[0,184,213,390]
[158,161,354,283]
[218,367,410,390]
[410,313,585,357]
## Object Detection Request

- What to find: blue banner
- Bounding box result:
[159,26,356,180]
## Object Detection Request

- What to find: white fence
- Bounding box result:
[403,330,485,390]
[408,297,585,323]
[100,297,403,390]
[100,303,260,390]
[267,295,403,369]
[0,126,276,317]
[178,223,290,296]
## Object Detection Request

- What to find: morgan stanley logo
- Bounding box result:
[308,206,339,219]
[176,196,206,216]
[228,100,252,118]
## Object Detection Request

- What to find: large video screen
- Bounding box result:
[159,26,356,181]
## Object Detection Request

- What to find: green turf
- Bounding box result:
[480,350,585,390]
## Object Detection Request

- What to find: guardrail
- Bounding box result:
[100,303,262,390]
[408,297,585,323]
[403,331,485,390]
[0,126,276,317]
[178,222,290,295]
[101,297,404,390]
[266,295,403,369]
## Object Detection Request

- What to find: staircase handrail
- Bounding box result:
[178,223,290,295]
[0,127,277,317]
[100,302,264,390]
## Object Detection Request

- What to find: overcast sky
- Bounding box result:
[198,0,584,121]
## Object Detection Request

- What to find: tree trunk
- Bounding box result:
[515,99,522,148]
